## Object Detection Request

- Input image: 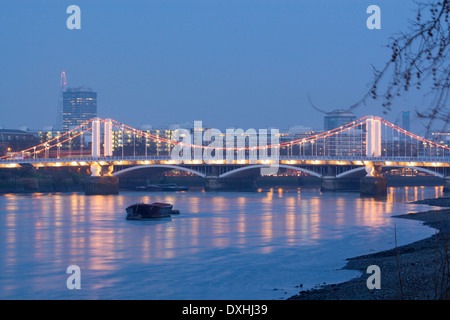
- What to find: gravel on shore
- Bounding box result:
[288,201,450,300]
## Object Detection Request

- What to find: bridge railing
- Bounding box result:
[0,155,174,164]
[2,155,450,165]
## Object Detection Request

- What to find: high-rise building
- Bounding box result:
[55,71,67,130]
[323,110,362,156]
[400,110,410,132]
[393,110,410,141]
[323,109,357,131]
[62,86,97,131]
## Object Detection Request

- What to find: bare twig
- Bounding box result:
[395,223,405,299]
[435,229,438,299]
[309,1,450,136]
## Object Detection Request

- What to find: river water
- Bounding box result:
[0,186,443,299]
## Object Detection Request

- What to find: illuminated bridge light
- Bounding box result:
[3,115,450,176]
[209,160,225,165]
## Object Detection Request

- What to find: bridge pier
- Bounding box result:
[359,163,387,197]
[84,176,119,195]
[443,177,450,193]
[360,176,387,197]
[205,177,258,191]
[320,176,360,192]
[84,163,119,195]
[320,167,340,192]
[320,176,338,192]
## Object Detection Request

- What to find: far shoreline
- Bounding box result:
[288,196,450,300]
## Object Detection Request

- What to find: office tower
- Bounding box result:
[393,110,410,141]
[322,110,362,156]
[400,110,410,132]
[323,109,356,131]
[62,86,97,131]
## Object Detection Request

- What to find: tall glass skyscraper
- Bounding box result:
[62,87,97,131]
[400,110,410,132]
[323,110,356,131]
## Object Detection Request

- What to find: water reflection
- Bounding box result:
[0,186,441,299]
[387,186,443,203]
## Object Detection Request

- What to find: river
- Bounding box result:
[0,186,442,299]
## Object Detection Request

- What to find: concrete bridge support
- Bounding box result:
[320,176,360,192]
[321,167,362,192]
[205,177,258,191]
[320,167,339,192]
[320,176,338,192]
[443,176,450,193]
[360,176,387,197]
[359,163,387,197]
[84,163,119,195]
[84,176,119,195]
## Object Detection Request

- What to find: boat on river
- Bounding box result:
[126,202,173,220]
[136,183,189,192]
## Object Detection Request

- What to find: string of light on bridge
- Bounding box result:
[109,116,370,151]
[377,117,450,151]
[2,115,450,160]
[0,118,97,160]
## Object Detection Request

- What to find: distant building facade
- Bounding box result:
[400,110,410,132]
[322,110,363,156]
[62,87,97,131]
[323,110,356,131]
[0,129,38,157]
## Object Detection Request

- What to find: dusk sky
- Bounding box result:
[0,1,429,133]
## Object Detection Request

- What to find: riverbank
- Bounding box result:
[289,203,450,300]
[0,168,88,193]
[2,168,443,193]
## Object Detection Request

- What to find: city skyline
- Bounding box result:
[0,70,417,134]
[0,1,432,134]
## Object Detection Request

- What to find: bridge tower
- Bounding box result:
[361,116,386,196]
[92,117,101,158]
[91,117,113,157]
[104,118,113,157]
[366,116,381,157]
[86,117,119,195]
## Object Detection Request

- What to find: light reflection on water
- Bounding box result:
[0,186,443,299]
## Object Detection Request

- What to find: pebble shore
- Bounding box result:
[289,198,450,300]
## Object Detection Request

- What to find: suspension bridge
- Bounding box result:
[1,115,450,195]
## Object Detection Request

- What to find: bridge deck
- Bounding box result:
[1,155,450,170]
